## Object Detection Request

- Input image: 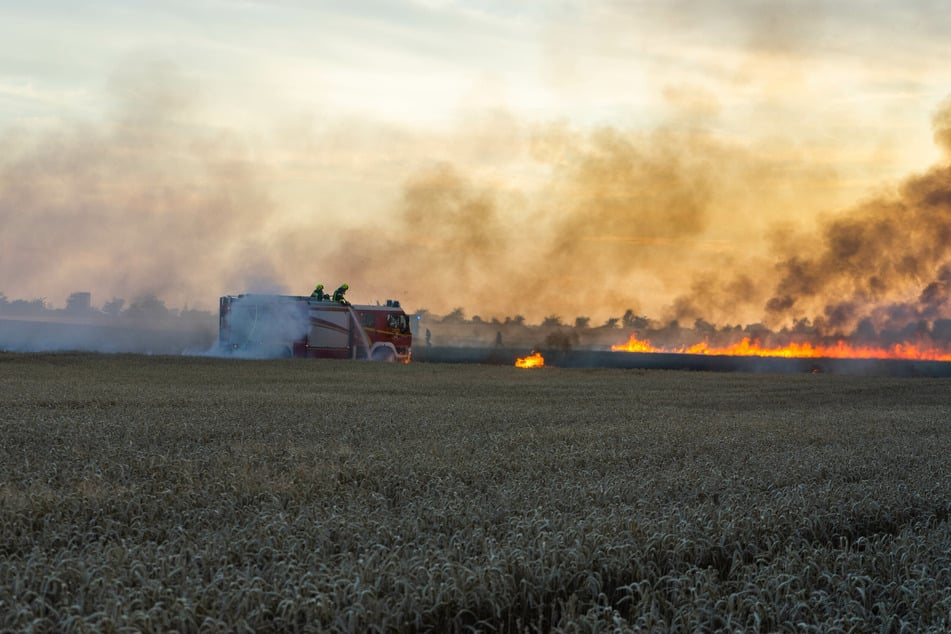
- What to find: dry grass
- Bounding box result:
[1,352,950,632]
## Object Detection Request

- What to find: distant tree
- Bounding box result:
[789,318,815,335]
[442,307,466,323]
[504,315,526,326]
[125,295,171,320]
[65,292,93,315]
[6,298,47,317]
[102,297,125,317]
[544,330,577,351]
[574,316,590,329]
[622,309,650,330]
[693,318,716,335]
[602,317,620,329]
[471,315,483,324]
[743,322,768,335]
[541,315,562,328]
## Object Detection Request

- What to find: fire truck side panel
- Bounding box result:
[307,306,352,350]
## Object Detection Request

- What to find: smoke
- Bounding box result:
[0,60,280,308]
[356,96,951,348]
[306,122,817,325]
[756,98,951,336]
[215,295,310,358]
[3,54,951,354]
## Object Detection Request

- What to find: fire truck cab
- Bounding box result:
[219,294,412,362]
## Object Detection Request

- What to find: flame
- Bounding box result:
[611,334,951,361]
[515,351,545,368]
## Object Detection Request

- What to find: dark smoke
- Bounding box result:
[760,98,951,336]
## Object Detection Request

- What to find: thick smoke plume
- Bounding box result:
[758,98,951,337]
[310,124,820,326]
[3,58,951,353]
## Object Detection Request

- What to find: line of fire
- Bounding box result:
[5,290,951,376]
[414,310,951,375]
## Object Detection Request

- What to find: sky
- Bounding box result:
[2,0,951,331]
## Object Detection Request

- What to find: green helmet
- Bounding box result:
[315,284,323,290]
[342,283,349,290]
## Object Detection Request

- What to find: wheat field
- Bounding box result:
[1,352,950,632]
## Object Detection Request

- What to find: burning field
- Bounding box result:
[611,334,951,362]
[5,81,951,366]
[6,84,951,368]
[2,352,950,631]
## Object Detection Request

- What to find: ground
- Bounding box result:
[1,353,950,631]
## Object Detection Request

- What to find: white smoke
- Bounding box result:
[209,294,310,359]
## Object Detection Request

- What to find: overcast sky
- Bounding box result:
[2,0,951,325]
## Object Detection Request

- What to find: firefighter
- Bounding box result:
[311,284,327,300]
[332,283,350,304]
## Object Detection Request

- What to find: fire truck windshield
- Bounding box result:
[387,313,410,334]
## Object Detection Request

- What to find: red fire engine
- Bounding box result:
[219,294,412,362]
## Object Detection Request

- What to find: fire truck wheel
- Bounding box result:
[371,347,396,363]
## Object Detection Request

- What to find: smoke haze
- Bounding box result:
[3,71,951,343]
[0,61,285,310]
[3,0,951,354]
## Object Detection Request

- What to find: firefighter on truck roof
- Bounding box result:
[311,284,328,300]
[332,283,350,305]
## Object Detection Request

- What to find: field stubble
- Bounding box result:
[1,353,950,632]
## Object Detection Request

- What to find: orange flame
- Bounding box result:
[515,351,545,368]
[611,334,951,361]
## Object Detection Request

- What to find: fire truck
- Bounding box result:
[218,294,412,362]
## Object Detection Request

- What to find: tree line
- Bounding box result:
[0,292,215,326]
